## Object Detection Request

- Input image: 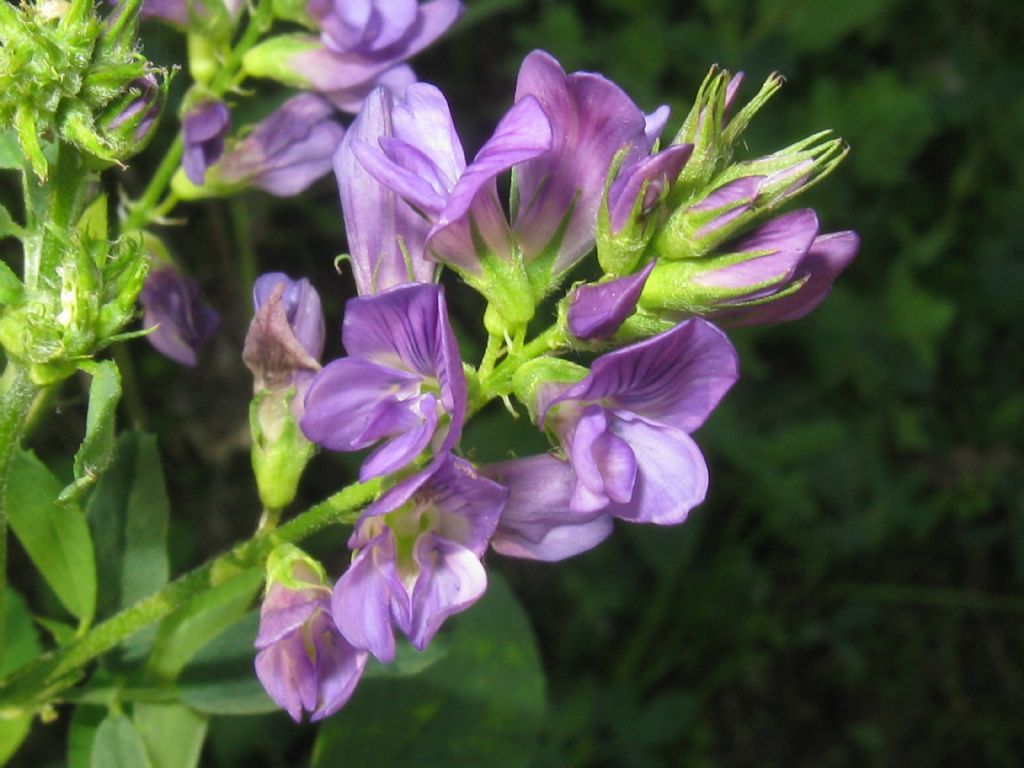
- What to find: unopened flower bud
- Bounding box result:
[244,273,324,510]
[255,545,367,722]
[180,99,230,185]
[138,264,219,367]
[638,209,858,326]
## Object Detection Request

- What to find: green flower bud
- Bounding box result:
[242,34,321,90]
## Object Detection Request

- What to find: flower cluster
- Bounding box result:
[250,50,858,720]
[156,0,464,202]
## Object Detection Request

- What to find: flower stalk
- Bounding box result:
[0,475,382,715]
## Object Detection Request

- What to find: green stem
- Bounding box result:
[0,364,41,667]
[121,0,274,232]
[472,324,569,415]
[122,137,183,232]
[0,476,382,713]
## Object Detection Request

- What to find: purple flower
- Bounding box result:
[331,454,507,660]
[265,0,463,112]
[487,319,737,561]
[709,229,860,326]
[139,266,219,367]
[182,100,231,185]
[353,50,674,300]
[334,86,437,294]
[351,81,551,278]
[210,94,345,196]
[244,273,325,401]
[484,454,613,561]
[300,282,466,481]
[255,562,368,722]
[510,50,671,279]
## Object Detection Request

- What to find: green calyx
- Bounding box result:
[249,389,317,512]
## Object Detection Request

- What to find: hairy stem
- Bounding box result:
[0,364,41,666]
[0,476,382,713]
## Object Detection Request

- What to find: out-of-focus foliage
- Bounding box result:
[5,0,1022,765]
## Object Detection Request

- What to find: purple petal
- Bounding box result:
[607,145,692,235]
[255,588,322,648]
[335,88,435,295]
[551,318,739,433]
[408,533,487,650]
[301,357,423,451]
[423,455,508,557]
[326,64,417,113]
[182,101,230,186]
[644,105,671,144]
[214,94,345,197]
[689,176,763,238]
[357,394,437,481]
[568,261,655,341]
[427,95,552,274]
[484,455,613,561]
[309,613,369,721]
[716,230,860,326]
[513,50,651,275]
[592,430,637,504]
[292,0,463,111]
[255,632,318,722]
[332,532,409,662]
[252,272,325,360]
[605,414,708,525]
[568,406,619,513]
[139,267,219,367]
[340,284,466,446]
[695,209,819,295]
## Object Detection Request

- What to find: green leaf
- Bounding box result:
[312,574,547,768]
[86,431,169,657]
[0,202,25,244]
[0,588,41,766]
[0,129,23,170]
[68,705,107,768]
[60,360,123,503]
[0,717,31,767]
[7,450,97,623]
[146,568,263,683]
[134,703,208,768]
[176,612,276,715]
[77,193,108,242]
[90,714,153,768]
[0,255,23,305]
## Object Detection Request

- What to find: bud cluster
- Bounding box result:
[0,0,165,179]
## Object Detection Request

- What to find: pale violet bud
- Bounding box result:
[243,273,324,510]
[255,545,368,721]
[181,99,231,185]
[712,129,849,215]
[139,264,220,367]
[178,94,345,199]
[596,144,692,276]
[638,209,858,327]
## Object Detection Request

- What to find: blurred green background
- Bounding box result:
[11,0,1024,765]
